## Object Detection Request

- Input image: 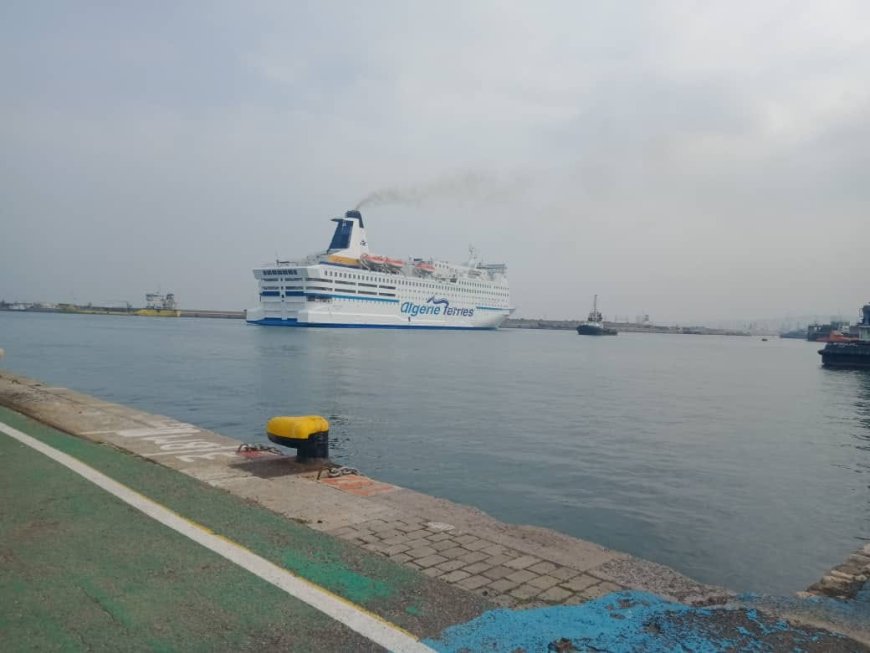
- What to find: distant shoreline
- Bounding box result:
[0,304,244,320]
[1,304,751,334]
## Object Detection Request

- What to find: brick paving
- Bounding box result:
[328,519,628,608]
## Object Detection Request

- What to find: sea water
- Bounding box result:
[1,311,867,594]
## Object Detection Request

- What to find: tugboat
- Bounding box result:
[819,303,870,368]
[577,295,617,336]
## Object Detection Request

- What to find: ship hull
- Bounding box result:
[576,325,617,336]
[247,316,499,330]
[819,342,870,369]
[246,264,512,330]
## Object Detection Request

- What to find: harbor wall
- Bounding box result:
[0,370,724,610]
[2,370,870,648]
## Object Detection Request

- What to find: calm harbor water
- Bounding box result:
[1,311,868,594]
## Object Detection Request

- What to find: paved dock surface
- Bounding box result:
[0,406,485,651]
[1,370,869,651]
[0,372,722,611]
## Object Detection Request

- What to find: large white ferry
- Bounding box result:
[246,210,513,329]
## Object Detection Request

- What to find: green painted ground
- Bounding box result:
[0,407,449,651]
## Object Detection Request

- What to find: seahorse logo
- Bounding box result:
[427,296,450,308]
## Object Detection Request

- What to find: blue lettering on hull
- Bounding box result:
[400,297,475,318]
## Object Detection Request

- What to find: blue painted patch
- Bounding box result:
[424,591,853,653]
[855,580,870,605]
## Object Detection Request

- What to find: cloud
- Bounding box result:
[1,1,870,320]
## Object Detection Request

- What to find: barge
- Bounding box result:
[819,303,870,369]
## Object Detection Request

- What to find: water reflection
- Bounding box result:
[834,368,870,453]
[829,369,870,548]
[855,371,870,432]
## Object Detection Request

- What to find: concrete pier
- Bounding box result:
[0,373,728,607]
[1,369,868,651]
[0,371,722,609]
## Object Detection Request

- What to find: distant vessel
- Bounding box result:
[819,303,870,368]
[135,293,180,317]
[246,210,513,329]
[807,321,855,342]
[576,295,617,336]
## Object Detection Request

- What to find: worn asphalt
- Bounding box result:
[2,385,869,652]
[0,406,486,651]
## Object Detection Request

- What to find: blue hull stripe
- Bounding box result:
[247,318,496,330]
[475,305,512,311]
[307,293,399,303]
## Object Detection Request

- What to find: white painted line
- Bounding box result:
[0,420,435,653]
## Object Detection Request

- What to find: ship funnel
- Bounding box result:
[327,209,369,256]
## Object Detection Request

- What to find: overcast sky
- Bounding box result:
[2,1,868,323]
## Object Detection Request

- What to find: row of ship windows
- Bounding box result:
[322,269,508,297]
[261,289,396,297]
[262,269,299,277]
[259,268,506,292]
[263,288,507,302]
[263,285,508,302]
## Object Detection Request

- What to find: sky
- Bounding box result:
[1,1,868,323]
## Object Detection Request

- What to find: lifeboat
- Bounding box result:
[384,258,405,271]
[415,262,435,275]
[825,331,859,343]
[360,254,388,270]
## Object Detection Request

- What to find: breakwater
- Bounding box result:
[504,317,750,335]
[0,303,243,319]
[4,303,751,334]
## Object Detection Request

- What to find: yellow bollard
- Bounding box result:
[266,416,330,460]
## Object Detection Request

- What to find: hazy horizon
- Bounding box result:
[2,2,869,323]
